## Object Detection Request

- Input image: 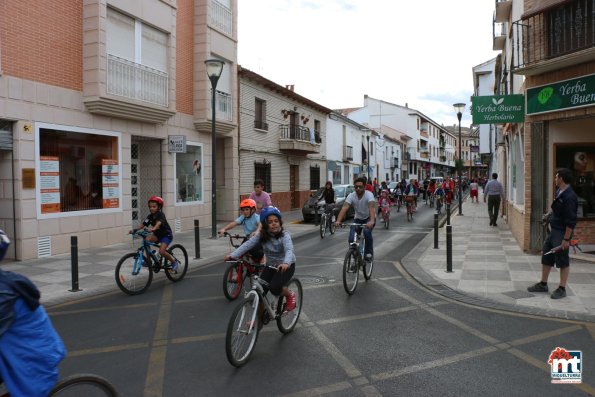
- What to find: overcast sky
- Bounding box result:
[237,0,497,128]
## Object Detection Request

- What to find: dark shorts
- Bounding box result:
[261,263,295,296]
[158,235,173,246]
[541,228,570,268]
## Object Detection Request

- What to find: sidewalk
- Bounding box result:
[0,209,315,307]
[402,198,595,322]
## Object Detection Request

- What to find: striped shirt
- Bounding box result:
[484,179,504,197]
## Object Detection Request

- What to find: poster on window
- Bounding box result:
[40,156,61,213]
[102,159,119,208]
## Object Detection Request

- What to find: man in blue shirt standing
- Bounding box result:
[483,173,505,226]
[528,168,578,299]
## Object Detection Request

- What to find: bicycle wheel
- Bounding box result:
[115,252,153,295]
[49,373,118,396]
[276,278,303,334]
[319,213,327,239]
[222,261,244,300]
[384,212,390,229]
[342,249,359,295]
[363,253,374,280]
[164,244,188,282]
[225,296,260,367]
[329,216,336,235]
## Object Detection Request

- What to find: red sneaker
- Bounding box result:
[284,290,297,312]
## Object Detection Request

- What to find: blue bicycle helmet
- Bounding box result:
[260,206,282,228]
[0,229,10,261]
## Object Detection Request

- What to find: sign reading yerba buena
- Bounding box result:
[471,95,525,124]
[527,73,595,115]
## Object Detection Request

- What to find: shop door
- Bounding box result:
[290,165,299,209]
[131,138,162,227]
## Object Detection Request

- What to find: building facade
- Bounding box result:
[0,0,238,259]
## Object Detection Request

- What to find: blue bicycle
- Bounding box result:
[115,229,188,295]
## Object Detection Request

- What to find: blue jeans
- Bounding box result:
[349,218,374,257]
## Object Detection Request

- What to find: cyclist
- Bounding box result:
[377,189,391,219]
[224,206,297,312]
[335,177,376,262]
[130,196,179,273]
[0,230,67,397]
[318,181,336,221]
[218,198,264,263]
[435,183,446,214]
[404,179,418,212]
[393,182,403,211]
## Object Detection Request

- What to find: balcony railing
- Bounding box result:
[493,12,506,50]
[209,0,233,36]
[107,54,168,107]
[512,0,595,70]
[209,89,233,122]
[343,145,353,161]
[280,124,321,144]
[420,129,429,139]
[254,120,268,130]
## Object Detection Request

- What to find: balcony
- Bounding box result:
[209,90,233,122]
[420,152,429,159]
[495,0,512,23]
[512,0,595,75]
[493,13,506,50]
[343,145,353,161]
[209,0,233,36]
[84,54,175,124]
[420,129,429,139]
[391,157,399,168]
[279,124,321,155]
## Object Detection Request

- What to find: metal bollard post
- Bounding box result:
[446,225,453,273]
[434,213,439,249]
[69,236,82,292]
[194,219,201,259]
[446,203,451,225]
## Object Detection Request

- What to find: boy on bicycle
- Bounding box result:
[434,183,446,213]
[130,196,180,273]
[219,199,264,263]
[0,230,66,397]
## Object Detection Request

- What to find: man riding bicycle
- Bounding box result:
[335,177,376,262]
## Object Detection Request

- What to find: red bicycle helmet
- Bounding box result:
[148,195,164,208]
[240,198,257,209]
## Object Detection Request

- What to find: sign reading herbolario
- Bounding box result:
[102,159,119,208]
[527,73,595,115]
[471,95,525,124]
[40,156,60,213]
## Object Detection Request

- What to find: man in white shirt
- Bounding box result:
[335,177,376,261]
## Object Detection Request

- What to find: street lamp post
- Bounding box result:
[453,103,466,216]
[205,59,225,238]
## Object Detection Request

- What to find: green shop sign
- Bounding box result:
[471,95,525,124]
[527,73,595,115]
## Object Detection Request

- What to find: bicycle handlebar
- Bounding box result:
[221,232,250,248]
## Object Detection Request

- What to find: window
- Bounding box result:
[255,162,271,193]
[555,144,595,218]
[38,126,120,215]
[254,98,268,130]
[310,166,320,190]
[175,144,203,203]
[314,120,321,143]
[106,8,169,106]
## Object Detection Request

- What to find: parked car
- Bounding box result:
[302,184,355,222]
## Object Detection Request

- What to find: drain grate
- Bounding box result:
[298,275,328,285]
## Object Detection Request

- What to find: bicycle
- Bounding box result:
[115,229,188,295]
[319,204,336,239]
[436,196,444,214]
[225,264,303,367]
[404,195,415,222]
[428,192,435,208]
[340,223,373,295]
[380,205,390,229]
[1,373,118,397]
[395,194,403,212]
[221,232,262,300]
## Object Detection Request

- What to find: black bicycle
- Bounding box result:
[340,223,373,295]
[1,373,118,397]
[115,229,188,295]
[319,204,336,238]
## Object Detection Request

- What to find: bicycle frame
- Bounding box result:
[232,264,279,327]
[132,231,162,273]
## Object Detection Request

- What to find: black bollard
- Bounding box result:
[446,225,453,273]
[446,203,451,225]
[194,219,201,259]
[69,236,81,292]
[434,213,439,249]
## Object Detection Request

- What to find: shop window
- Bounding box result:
[39,127,120,214]
[175,144,203,203]
[555,145,595,218]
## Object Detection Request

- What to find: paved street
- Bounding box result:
[38,202,595,396]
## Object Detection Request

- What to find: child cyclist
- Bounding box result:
[224,206,297,312]
[218,198,264,263]
[434,183,446,213]
[130,195,179,273]
[377,189,391,219]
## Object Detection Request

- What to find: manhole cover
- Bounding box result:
[298,275,327,285]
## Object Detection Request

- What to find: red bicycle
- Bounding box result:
[380,205,391,229]
[222,232,261,300]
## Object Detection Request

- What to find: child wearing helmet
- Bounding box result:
[130,196,180,273]
[224,206,297,312]
[377,189,391,215]
[219,199,264,262]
